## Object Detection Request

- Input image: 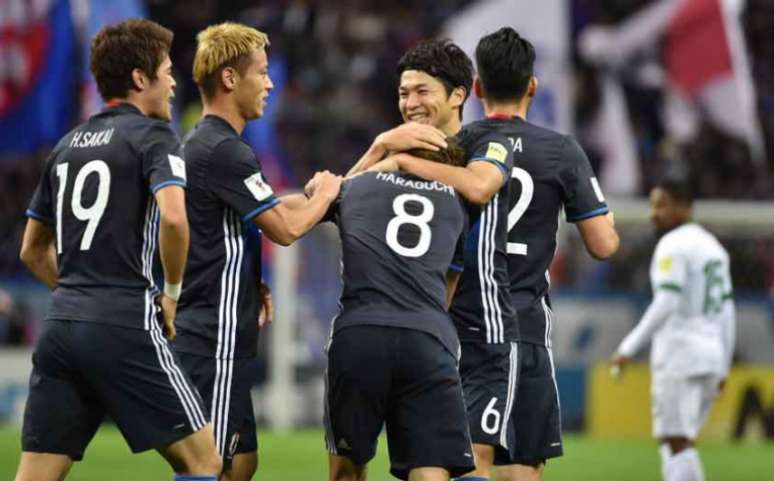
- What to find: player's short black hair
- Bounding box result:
[656,179,694,206]
[90,19,173,101]
[407,137,466,167]
[396,39,474,119]
[475,27,535,102]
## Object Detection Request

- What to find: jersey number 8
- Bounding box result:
[385,193,434,257]
[55,160,111,253]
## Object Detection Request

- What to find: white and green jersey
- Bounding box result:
[646,223,735,377]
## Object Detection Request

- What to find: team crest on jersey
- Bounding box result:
[168,154,186,181]
[658,256,673,273]
[486,142,507,163]
[244,172,274,201]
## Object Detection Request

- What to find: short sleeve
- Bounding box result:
[465,131,513,185]
[142,122,187,193]
[26,152,57,224]
[208,139,280,221]
[650,239,687,293]
[558,137,609,222]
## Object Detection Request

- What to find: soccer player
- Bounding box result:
[15,19,221,481]
[321,141,475,481]
[172,23,342,481]
[356,39,522,480]
[460,28,619,481]
[612,181,735,481]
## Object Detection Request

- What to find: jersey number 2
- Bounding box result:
[508,167,534,256]
[55,160,111,253]
[385,193,434,257]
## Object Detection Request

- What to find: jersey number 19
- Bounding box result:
[55,160,111,253]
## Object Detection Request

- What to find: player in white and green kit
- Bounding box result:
[613,181,736,481]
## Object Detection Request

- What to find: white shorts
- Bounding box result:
[651,373,719,439]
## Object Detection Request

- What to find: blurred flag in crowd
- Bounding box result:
[0,0,76,154]
[78,0,147,119]
[444,0,572,134]
[580,0,765,194]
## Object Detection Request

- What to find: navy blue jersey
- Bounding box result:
[326,171,466,357]
[449,121,519,344]
[25,103,186,330]
[173,115,279,359]
[500,116,609,346]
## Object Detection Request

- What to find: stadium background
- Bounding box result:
[1,0,772,479]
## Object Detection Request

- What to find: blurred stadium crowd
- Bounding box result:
[1,0,774,346]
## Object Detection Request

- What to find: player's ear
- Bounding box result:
[527,76,538,99]
[131,68,147,92]
[473,76,484,99]
[221,67,237,92]
[449,86,466,109]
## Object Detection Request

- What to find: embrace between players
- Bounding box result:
[24,16,735,481]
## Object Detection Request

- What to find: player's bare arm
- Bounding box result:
[446,270,461,308]
[19,219,58,290]
[256,171,342,246]
[394,153,504,205]
[155,184,189,340]
[576,212,620,259]
[346,122,447,176]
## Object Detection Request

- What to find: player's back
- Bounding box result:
[26,103,186,330]
[329,171,466,356]
[478,116,608,346]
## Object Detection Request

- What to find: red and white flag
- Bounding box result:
[664,0,764,162]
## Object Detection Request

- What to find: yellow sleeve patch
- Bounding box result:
[485,142,507,163]
[658,256,673,273]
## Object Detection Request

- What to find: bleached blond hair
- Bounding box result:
[193,22,269,98]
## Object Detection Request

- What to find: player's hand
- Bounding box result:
[375,123,447,153]
[305,171,342,200]
[610,352,630,380]
[159,294,178,341]
[258,281,273,327]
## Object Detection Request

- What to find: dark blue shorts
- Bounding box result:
[22,320,207,460]
[175,351,257,469]
[325,326,474,480]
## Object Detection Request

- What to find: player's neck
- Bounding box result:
[483,99,528,121]
[112,95,150,117]
[202,100,246,134]
[441,117,462,137]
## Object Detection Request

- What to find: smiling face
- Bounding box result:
[233,47,273,121]
[143,54,176,121]
[399,70,460,134]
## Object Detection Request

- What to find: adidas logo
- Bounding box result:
[337,438,351,450]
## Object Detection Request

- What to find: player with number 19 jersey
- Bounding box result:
[26,103,189,329]
[23,102,207,459]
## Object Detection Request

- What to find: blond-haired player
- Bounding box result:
[612,180,735,481]
[171,22,342,481]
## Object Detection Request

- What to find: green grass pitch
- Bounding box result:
[0,425,769,480]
